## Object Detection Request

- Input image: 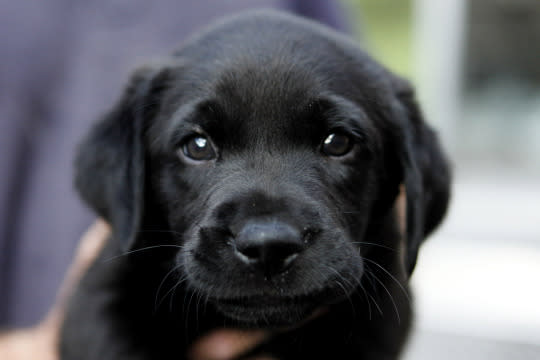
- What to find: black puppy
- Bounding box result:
[61,10,450,360]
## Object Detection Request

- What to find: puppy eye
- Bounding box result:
[321,133,353,157]
[181,135,217,162]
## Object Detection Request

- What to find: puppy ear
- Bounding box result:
[391,76,452,275]
[74,64,170,251]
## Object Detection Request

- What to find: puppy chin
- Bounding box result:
[213,298,319,328]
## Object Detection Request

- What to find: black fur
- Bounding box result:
[61,10,451,360]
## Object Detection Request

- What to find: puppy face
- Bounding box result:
[75,11,450,329]
[149,65,382,326]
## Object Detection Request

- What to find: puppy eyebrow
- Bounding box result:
[159,100,226,151]
[314,96,377,146]
[187,100,228,133]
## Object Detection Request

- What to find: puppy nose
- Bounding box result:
[234,221,304,275]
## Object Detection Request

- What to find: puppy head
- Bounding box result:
[75,11,450,327]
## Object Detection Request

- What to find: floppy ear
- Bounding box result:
[74,65,170,251]
[390,77,452,275]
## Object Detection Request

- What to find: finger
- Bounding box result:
[0,328,56,360]
[394,185,408,274]
[395,184,407,236]
[55,219,109,306]
[189,329,268,360]
[42,220,110,346]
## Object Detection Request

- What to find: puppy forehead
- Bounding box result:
[212,61,320,122]
[152,62,326,150]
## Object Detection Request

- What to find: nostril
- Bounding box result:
[263,241,302,262]
[283,253,299,268]
[236,243,262,263]
[302,228,318,245]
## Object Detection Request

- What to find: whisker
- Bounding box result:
[159,277,187,312]
[169,278,184,313]
[163,274,188,305]
[194,288,201,333]
[367,292,383,316]
[102,244,184,262]
[154,267,185,311]
[361,269,384,317]
[350,242,396,252]
[323,265,357,319]
[366,267,401,324]
[198,284,211,319]
[184,288,197,334]
[137,229,185,237]
[363,258,410,302]
[358,283,373,320]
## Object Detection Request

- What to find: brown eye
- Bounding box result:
[322,133,353,157]
[181,135,217,162]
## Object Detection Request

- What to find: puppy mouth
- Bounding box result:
[210,288,347,328]
[212,295,320,327]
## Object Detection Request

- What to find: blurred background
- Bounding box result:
[342,0,540,358]
[1,0,538,358]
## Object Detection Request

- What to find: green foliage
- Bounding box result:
[342,0,413,78]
